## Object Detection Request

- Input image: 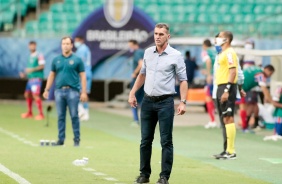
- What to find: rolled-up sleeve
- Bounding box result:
[140,58,146,75]
[175,54,187,81]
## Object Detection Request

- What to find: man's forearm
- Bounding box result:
[130,73,145,94]
[228,68,237,83]
[80,72,87,93]
[45,72,55,91]
[179,80,188,100]
[31,65,44,72]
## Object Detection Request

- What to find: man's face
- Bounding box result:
[61,38,73,53]
[264,68,274,78]
[154,27,170,47]
[128,42,135,52]
[216,32,228,46]
[29,43,36,52]
[74,38,81,44]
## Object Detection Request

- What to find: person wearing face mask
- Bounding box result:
[238,39,263,132]
[212,33,246,159]
[74,36,92,121]
[128,39,144,126]
[213,31,239,160]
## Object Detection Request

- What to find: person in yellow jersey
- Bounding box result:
[214,31,238,160]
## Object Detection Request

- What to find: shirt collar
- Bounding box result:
[30,51,37,56]
[153,43,171,55]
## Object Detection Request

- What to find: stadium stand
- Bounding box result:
[1,0,282,37]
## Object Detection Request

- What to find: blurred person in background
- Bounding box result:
[184,50,198,86]
[201,39,217,129]
[240,65,275,132]
[264,86,282,141]
[128,39,144,126]
[238,39,263,131]
[74,36,92,121]
[43,36,87,146]
[20,41,45,120]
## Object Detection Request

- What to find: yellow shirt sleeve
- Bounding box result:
[226,51,237,69]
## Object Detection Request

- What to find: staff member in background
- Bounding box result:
[128,39,144,126]
[201,39,217,129]
[20,41,45,120]
[213,31,238,160]
[128,23,188,184]
[74,36,92,121]
[212,33,246,159]
[43,36,88,147]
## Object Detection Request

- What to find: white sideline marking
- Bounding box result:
[104,177,118,181]
[93,172,107,176]
[82,168,96,172]
[0,127,38,147]
[0,164,31,184]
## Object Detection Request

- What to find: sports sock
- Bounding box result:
[225,123,236,154]
[35,99,43,116]
[206,101,215,122]
[26,98,33,114]
[240,110,247,129]
[131,107,139,122]
[83,102,89,110]
[254,116,259,128]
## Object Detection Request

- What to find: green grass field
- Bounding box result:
[0,102,281,184]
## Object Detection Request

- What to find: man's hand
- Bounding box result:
[206,75,212,84]
[25,68,34,74]
[221,92,229,103]
[80,92,88,102]
[131,73,137,78]
[240,89,246,98]
[128,92,137,108]
[19,72,25,78]
[43,91,49,99]
[177,103,186,115]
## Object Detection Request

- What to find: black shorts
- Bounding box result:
[216,84,237,117]
[245,91,258,104]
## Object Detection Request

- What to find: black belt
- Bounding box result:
[145,93,172,102]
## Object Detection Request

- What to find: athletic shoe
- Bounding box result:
[21,113,33,119]
[74,141,80,147]
[156,176,169,184]
[130,121,139,127]
[263,135,281,141]
[34,114,44,120]
[134,175,149,184]
[216,152,237,160]
[204,122,217,129]
[242,129,255,134]
[213,151,226,159]
[54,140,64,146]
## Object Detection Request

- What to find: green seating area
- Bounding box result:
[0,0,37,31]
[19,0,282,37]
[24,0,103,36]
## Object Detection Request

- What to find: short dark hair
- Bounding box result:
[203,39,212,47]
[61,36,73,44]
[128,39,138,45]
[185,51,190,58]
[29,41,36,45]
[264,64,275,72]
[155,23,170,33]
[75,36,84,41]
[222,31,233,43]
